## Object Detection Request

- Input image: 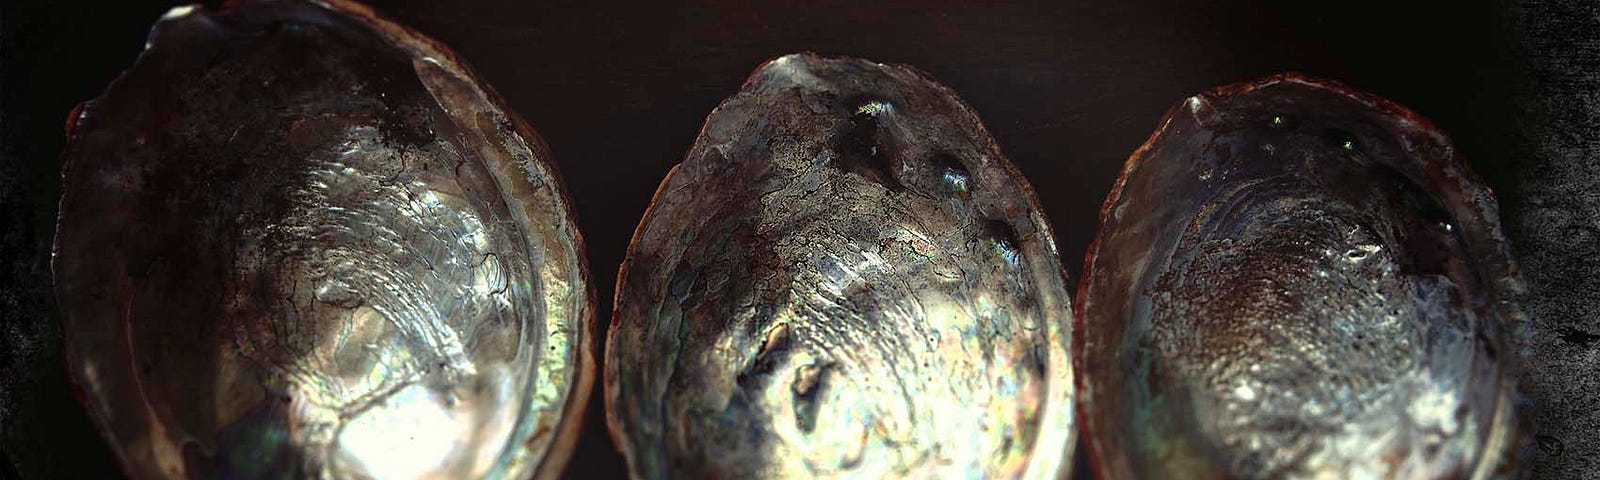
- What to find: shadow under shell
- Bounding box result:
[52,1,593,478]
[606,53,1076,479]
[1076,74,1524,479]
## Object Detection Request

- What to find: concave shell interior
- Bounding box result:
[606,53,1076,479]
[1075,74,1524,479]
[52,1,593,478]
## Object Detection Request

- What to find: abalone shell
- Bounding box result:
[1076,74,1524,479]
[52,1,593,478]
[606,53,1077,479]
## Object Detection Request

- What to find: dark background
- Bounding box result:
[2,0,1595,478]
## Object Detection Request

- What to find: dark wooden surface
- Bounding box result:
[5,0,1592,478]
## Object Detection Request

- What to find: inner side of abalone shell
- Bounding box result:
[610,54,1074,479]
[1083,82,1510,479]
[55,3,581,479]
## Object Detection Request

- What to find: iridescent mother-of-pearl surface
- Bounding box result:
[607,53,1076,479]
[53,1,592,479]
[1077,75,1524,479]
